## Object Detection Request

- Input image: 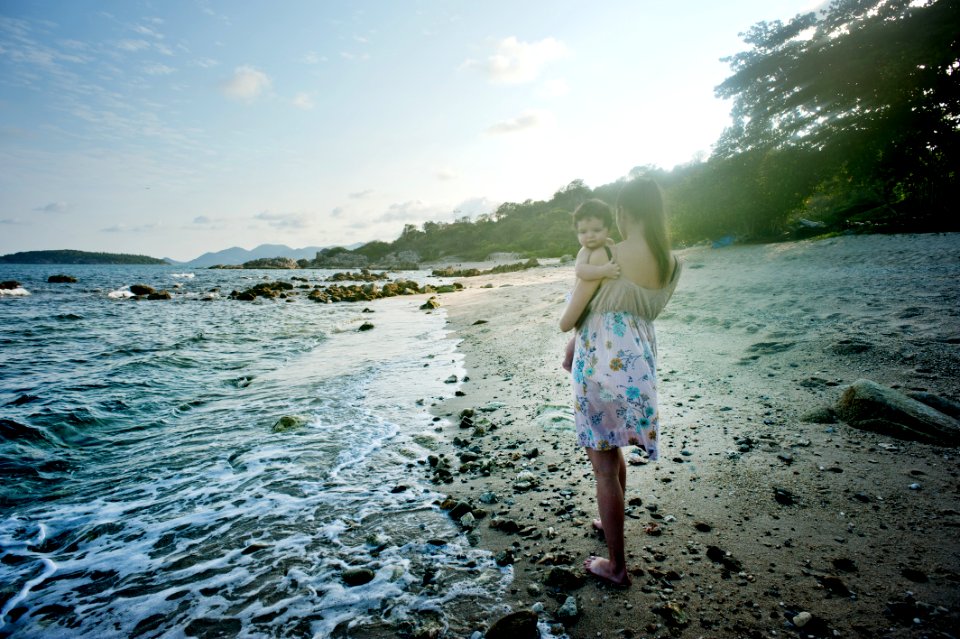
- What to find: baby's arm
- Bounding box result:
[575,246,619,281]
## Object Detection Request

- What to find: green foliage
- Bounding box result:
[0,250,168,264]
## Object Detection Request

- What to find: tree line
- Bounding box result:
[339,0,957,263]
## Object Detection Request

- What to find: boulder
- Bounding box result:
[358,322,375,331]
[0,281,20,290]
[906,391,960,421]
[47,274,77,283]
[420,296,440,310]
[484,610,539,639]
[147,290,172,300]
[836,379,959,446]
[342,567,375,587]
[272,415,309,433]
[130,284,156,296]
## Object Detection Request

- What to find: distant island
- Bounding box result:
[0,250,168,265]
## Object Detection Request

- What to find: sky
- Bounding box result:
[0,0,821,262]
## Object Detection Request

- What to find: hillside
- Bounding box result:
[0,250,168,265]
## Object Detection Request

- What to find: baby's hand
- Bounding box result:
[600,260,620,279]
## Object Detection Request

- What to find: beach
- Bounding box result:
[428,233,960,638]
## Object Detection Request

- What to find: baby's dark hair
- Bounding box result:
[572,199,613,229]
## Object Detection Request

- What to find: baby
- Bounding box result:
[562,199,620,372]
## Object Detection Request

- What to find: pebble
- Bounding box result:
[909,483,922,490]
[792,611,812,627]
[557,596,579,621]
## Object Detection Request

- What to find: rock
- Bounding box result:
[242,257,299,269]
[830,339,872,354]
[47,274,77,283]
[653,602,689,628]
[800,406,838,424]
[836,379,960,445]
[705,546,743,573]
[792,611,813,627]
[272,415,309,433]
[901,567,928,582]
[489,517,521,534]
[445,375,458,384]
[420,296,440,310]
[342,567,375,586]
[484,610,539,639]
[907,391,960,420]
[147,290,172,300]
[0,281,21,290]
[694,522,712,532]
[495,549,515,566]
[449,501,472,520]
[774,487,797,506]
[358,322,375,331]
[544,566,585,590]
[556,596,579,622]
[130,284,156,296]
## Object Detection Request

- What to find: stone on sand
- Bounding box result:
[836,379,959,445]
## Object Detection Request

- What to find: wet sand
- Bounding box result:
[429,233,960,638]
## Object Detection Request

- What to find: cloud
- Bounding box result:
[192,57,219,69]
[302,51,326,64]
[0,218,25,225]
[331,206,344,217]
[193,215,211,224]
[376,200,450,224]
[349,189,374,199]
[539,78,570,98]
[292,92,314,110]
[486,109,552,134]
[453,196,499,218]
[101,222,158,233]
[462,36,567,85]
[220,65,271,101]
[254,210,312,229]
[144,63,175,75]
[117,39,151,52]
[435,167,458,181]
[34,201,69,214]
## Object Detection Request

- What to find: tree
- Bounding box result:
[715,0,959,224]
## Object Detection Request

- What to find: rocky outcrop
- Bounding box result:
[130,284,156,296]
[241,257,299,269]
[47,274,77,283]
[836,379,960,446]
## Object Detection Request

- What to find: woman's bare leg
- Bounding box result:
[585,447,630,585]
[593,452,626,531]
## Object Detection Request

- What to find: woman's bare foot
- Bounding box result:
[584,556,631,587]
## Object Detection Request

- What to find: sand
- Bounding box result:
[427,233,959,638]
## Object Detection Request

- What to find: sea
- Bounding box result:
[0,265,513,639]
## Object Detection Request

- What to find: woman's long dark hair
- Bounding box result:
[616,178,671,285]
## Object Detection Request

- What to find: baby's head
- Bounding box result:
[573,199,613,250]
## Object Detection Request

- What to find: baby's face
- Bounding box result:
[576,217,609,250]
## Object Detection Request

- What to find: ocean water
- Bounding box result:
[0,266,509,638]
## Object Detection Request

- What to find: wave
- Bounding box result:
[0,287,30,297]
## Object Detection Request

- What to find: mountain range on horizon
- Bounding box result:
[170,242,364,267]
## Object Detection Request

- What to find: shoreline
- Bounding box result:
[427,233,959,638]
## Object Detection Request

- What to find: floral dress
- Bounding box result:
[572,259,681,459]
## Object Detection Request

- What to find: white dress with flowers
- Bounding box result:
[571,258,681,459]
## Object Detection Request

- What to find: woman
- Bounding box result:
[559,178,681,586]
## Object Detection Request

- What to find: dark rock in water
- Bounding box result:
[800,406,838,424]
[448,501,472,520]
[272,415,308,433]
[147,290,172,300]
[484,610,539,639]
[420,296,440,310]
[544,566,585,590]
[342,567,375,586]
[47,274,77,283]
[358,322,375,331]
[836,379,959,445]
[907,391,960,420]
[184,617,242,637]
[0,280,21,290]
[130,284,155,296]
